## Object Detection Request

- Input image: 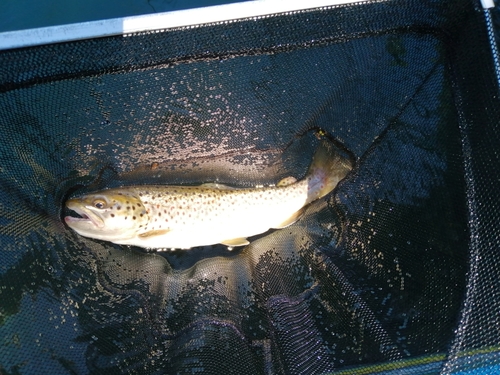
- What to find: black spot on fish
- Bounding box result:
[125,217,128,220]
[126,201,129,204]
[137,203,141,207]
[140,213,144,217]
[133,216,136,220]
[132,206,135,210]
[126,206,130,210]
[158,212,161,217]
[117,206,121,210]
[111,214,115,218]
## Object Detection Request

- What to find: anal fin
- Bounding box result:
[220,238,250,248]
[272,208,305,229]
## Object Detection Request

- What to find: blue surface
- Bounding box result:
[454,366,500,375]
[0,0,250,32]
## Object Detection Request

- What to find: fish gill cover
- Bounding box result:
[1,0,499,374]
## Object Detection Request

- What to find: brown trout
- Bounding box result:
[65,141,352,249]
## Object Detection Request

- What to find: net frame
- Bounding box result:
[1,0,500,374]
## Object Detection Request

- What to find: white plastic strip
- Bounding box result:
[480,0,495,9]
[0,0,366,51]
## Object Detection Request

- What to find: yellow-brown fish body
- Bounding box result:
[65,141,352,249]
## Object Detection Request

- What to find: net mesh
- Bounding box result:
[1,0,499,374]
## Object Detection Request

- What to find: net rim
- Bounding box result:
[0,0,368,51]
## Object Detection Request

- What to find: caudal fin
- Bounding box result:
[305,139,354,203]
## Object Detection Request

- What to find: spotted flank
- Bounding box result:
[64,140,353,249]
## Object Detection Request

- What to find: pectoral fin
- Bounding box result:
[138,229,171,238]
[273,208,304,229]
[220,238,250,247]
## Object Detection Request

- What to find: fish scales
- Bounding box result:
[65,140,353,249]
[133,182,309,247]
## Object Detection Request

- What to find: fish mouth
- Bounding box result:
[65,199,104,229]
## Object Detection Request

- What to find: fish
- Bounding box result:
[64,140,353,249]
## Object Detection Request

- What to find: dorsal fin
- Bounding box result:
[277,176,297,187]
[199,183,233,190]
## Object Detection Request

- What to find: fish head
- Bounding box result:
[64,191,149,242]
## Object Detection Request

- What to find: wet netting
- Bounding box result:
[1,0,500,374]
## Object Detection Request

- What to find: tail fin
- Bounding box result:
[305,139,354,203]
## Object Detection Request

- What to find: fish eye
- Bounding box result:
[93,199,107,209]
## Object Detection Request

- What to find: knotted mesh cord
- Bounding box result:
[1,1,499,374]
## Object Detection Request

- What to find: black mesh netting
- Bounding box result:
[1,0,500,374]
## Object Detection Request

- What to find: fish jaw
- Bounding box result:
[65,198,105,229]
